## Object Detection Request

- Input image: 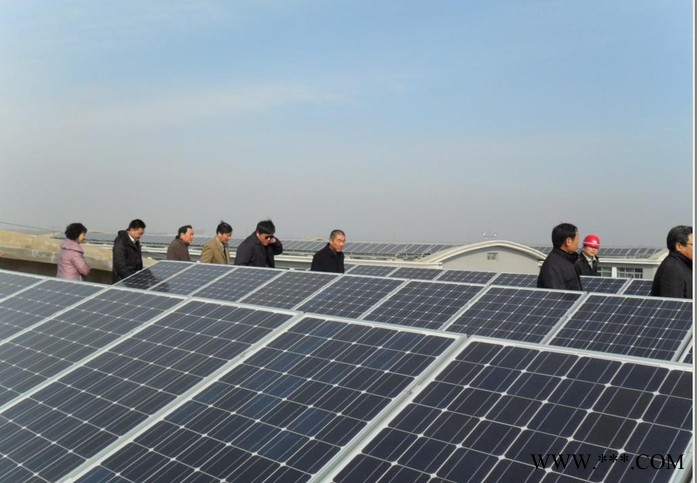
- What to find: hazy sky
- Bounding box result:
[1,1,692,246]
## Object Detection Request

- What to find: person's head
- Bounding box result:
[329,229,346,253]
[127,219,146,241]
[582,234,601,258]
[667,225,693,260]
[551,223,579,254]
[65,223,88,243]
[256,219,276,246]
[216,221,233,244]
[177,225,194,245]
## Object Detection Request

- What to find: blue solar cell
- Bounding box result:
[115,261,191,290]
[191,266,282,303]
[549,295,692,360]
[297,276,404,318]
[333,340,692,483]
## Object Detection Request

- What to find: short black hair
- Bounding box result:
[667,225,693,251]
[551,223,578,248]
[330,229,345,240]
[128,219,146,230]
[177,225,192,239]
[64,223,87,241]
[216,221,233,235]
[256,219,276,235]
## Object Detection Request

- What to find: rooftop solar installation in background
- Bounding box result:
[345,265,398,277]
[580,276,628,294]
[115,261,191,290]
[491,273,538,288]
[240,271,339,310]
[150,263,233,295]
[0,289,182,407]
[332,340,692,483]
[0,270,41,298]
[388,267,443,281]
[363,281,484,330]
[191,266,282,303]
[621,279,653,296]
[445,286,582,342]
[0,279,102,341]
[436,270,497,284]
[549,295,692,361]
[0,301,294,482]
[79,317,456,483]
[297,276,405,319]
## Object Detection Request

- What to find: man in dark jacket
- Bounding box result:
[166,225,194,262]
[537,223,583,291]
[310,229,346,273]
[234,219,283,268]
[112,219,145,282]
[575,234,601,276]
[651,225,693,299]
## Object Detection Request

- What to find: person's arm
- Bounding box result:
[270,237,283,255]
[200,242,214,263]
[234,240,253,265]
[74,252,91,277]
[539,263,565,290]
[656,271,685,298]
[113,240,132,279]
[310,251,322,272]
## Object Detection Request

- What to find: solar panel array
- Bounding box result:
[0,265,691,483]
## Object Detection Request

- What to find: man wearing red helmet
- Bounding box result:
[575,234,601,276]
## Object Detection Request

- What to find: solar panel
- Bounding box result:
[240,271,339,310]
[297,276,405,319]
[363,281,484,330]
[436,270,497,284]
[491,273,538,288]
[191,266,282,303]
[0,289,183,407]
[0,270,42,298]
[115,261,192,290]
[445,286,583,342]
[389,267,443,280]
[549,295,693,361]
[150,263,234,295]
[683,346,692,364]
[0,279,102,342]
[331,339,692,483]
[0,301,294,482]
[622,279,653,296]
[77,317,456,482]
[345,265,398,277]
[580,276,628,294]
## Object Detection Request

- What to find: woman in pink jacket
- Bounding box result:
[57,223,90,281]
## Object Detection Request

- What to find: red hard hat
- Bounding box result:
[583,234,601,248]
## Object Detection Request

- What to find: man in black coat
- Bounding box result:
[537,223,583,291]
[310,229,346,273]
[112,219,145,282]
[234,219,283,268]
[651,225,693,299]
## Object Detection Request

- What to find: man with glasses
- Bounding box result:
[234,219,283,268]
[651,225,693,299]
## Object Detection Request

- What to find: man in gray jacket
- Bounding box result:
[166,225,194,262]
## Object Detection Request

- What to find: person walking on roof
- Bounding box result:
[234,219,283,268]
[575,234,601,276]
[310,229,346,273]
[112,219,145,283]
[537,223,583,291]
[167,225,194,262]
[57,223,91,281]
[651,225,693,299]
[200,221,232,264]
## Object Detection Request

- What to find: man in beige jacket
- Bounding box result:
[200,221,233,264]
